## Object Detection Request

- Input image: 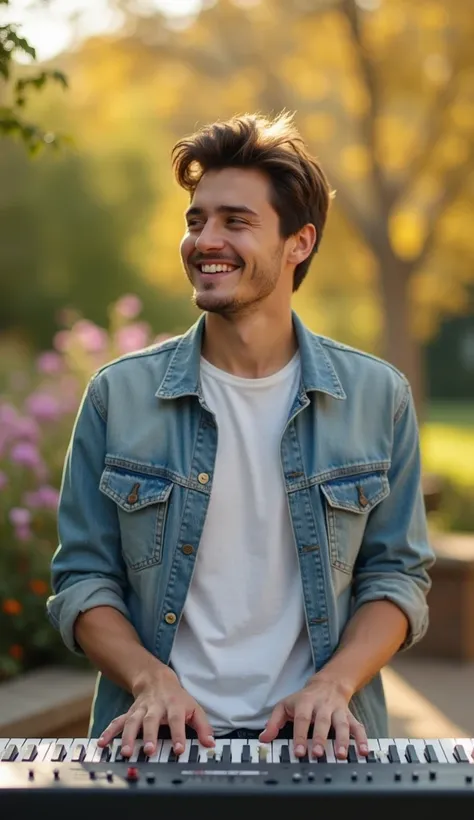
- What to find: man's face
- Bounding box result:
[180,167,289,315]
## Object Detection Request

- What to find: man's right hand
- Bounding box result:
[97,666,215,757]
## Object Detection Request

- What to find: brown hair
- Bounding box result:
[171,111,333,290]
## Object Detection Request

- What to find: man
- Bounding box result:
[47,111,434,762]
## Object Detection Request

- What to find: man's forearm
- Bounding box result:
[74,605,170,694]
[314,600,409,698]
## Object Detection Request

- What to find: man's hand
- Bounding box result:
[97,666,214,758]
[259,675,368,759]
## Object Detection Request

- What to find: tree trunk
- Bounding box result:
[377,254,425,422]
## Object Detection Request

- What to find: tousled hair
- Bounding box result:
[171,111,333,290]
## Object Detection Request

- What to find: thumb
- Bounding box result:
[259,702,286,742]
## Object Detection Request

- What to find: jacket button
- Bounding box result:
[198,472,209,484]
[164,612,177,625]
[182,544,194,555]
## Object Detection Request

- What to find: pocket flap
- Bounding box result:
[100,467,173,512]
[320,472,389,514]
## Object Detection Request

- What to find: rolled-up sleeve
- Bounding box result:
[352,381,435,649]
[46,377,130,654]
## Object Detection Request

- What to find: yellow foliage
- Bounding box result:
[449,102,474,132]
[302,112,336,144]
[389,210,428,260]
[417,1,450,30]
[435,134,470,169]
[340,144,372,179]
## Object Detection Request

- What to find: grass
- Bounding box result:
[421,401,474,487]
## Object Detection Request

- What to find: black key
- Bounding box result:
[21,744,38,762]
[317,750,327,763]
[137,746,148,762]
[454,745,469,763]
[367,750,377,764]
[424,744,439,764]
[189,745,199,763]
[280,745,290,763]
[405,744,420,764]
[241,744,251,763]
[51,743,67,763]
[388,744,400,764]
[100,746,112,762]
[71,744,86,763]
[168,748,179,762]
[298,752,309,763]
[347,745,358,764]
[115,747,125,762]
[221,744,231,764]
[1,745,18,762]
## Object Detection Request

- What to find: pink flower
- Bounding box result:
[114,294,142,320]
[25,392,61,423]
[15,524,33,542]
[9,507,32,527]
[73,320,108,353]
[53,329,71,352]
[10,441,41,469]
[36,351,63,375]
[24,485,59,511]
[114,322,151,355]
[0,470,8,491]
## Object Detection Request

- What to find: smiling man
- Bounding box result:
[47,112,434,762]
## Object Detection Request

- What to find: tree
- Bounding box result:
[0,0,68,152]
[116,0,474,415]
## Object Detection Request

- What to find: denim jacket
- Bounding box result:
[47,311,434,739]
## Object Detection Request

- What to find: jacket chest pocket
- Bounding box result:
[100,467,173,571]
[320,472,390,574]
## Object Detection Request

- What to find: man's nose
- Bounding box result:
[194,220,226,252]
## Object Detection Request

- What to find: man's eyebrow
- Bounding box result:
[185,204,259,219]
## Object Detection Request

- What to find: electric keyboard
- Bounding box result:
[1,736,473,817]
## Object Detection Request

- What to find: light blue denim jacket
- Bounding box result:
[47,311,434,738]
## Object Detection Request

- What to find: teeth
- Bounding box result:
[200,263,237,273]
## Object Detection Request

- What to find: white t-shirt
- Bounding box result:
[169,351,314,734]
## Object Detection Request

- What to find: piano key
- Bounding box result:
[1,744,19,761]
[323,739,336,763]
[44,738,73,763]
[21,742,38,762]
[85,739,100,762]
[456,738,474,761]
[405,744,420,764]
[279,743,291,763]
[367,738,385,763]
[424,739,448,763]
[128,740,145,763]
[188,743,199,763]
[440,738,474,764]
[158,740,174,763]
[454,744,470,763]
[140,739,163,763]
[65,738,89,762]
[241,743,251,763]
[35,739,56,761]
[0,740,9,757]
[51,743,67,763]
[221,743,231,764]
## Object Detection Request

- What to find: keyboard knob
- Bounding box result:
[394,771,401,781]
[53,769,60,781]
[412,772,419,781]
[429,771,436,781]
[351,772,358,781]
[292,773,302,783]
[127,766,139,782]
[366,772,373,781]
[324,774,332,783]
[28,770,34,781]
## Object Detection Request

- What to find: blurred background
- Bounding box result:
[0,0,473,740]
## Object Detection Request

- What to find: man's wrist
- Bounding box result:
[131,660,176,697]
[308,667,356,702]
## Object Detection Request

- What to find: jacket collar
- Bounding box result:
[155,311,346,401]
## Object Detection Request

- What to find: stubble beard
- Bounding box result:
[191,254,282,316]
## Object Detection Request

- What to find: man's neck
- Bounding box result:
[201,308,297,378]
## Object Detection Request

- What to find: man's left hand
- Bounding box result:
[258,675,368,759]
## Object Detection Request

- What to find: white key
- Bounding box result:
[253,740,272,763]
[393,737,410,763]
[159,739,175,762]
[0,739,9,756]
[17,738,40,761]
[222,739,252,764]
[423,738,449,763]
[440,738,474,764]
[271,739,296,763]
[188,740,212,763]
[1,738,29,761]
[378,738,400,763]
[366,738,387,763]
[44,737,74,762]
[65,738,90,762]
[323,739,337,763]
[84,738,99,762]
[128,740,145,763]
[35,738,56,761]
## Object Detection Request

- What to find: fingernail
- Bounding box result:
[337,746,346,756]
[121,745,131,756]
[313,744,324,756]
[207,735,215,745]
[360,744,368,753]
[144,742,154,754]
[174,742,184,754]
[295,744,305,756]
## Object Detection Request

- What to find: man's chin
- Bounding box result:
[193,290,240,315]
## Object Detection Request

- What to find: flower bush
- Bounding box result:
[0,295,170,680]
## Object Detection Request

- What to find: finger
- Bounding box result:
[189,706,215,748]
[142,710,164,756]
[293,706,313,757]
[98,714,127,748]
[120,708,146,757]
[167,707,187,755]
[332,709,351,759]
[311,709,331,758]
[258,702,287,742]
[349,715,368,756]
